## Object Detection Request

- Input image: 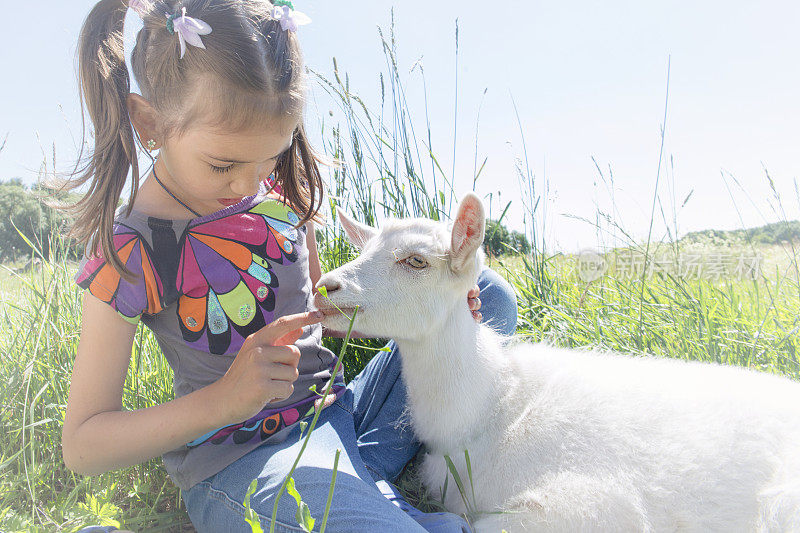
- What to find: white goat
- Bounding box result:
[315,193,800,532]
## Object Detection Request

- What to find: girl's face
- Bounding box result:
[152,119,297,218]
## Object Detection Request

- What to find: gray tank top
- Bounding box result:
[73,180,345,490]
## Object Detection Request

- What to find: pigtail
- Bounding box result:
[52,0,140,282]
[276,124,325,227]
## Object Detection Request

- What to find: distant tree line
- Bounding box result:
[681,221,800,246]
[0,182,535,263]
[0,178,79,262]
[483,218,530,256]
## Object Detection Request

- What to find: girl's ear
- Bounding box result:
[336,206,377,250]
[450,193,486,274]
[126,93,161,145]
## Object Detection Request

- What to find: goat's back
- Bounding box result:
[479,342,800,531]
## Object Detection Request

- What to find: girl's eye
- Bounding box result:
[403,256,428,269]
[209,163,234,174]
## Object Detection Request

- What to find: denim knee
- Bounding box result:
[477,267,518,336]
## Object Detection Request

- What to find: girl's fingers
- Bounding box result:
[260,344,301,366]
[467,285,481,314]
[253,311,323,346]
[268,361,300,382]
[273,327,304,347]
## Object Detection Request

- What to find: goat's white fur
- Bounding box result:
[317,195,800,532]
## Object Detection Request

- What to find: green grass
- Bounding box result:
[0,231,797,532]
[2,12,799,533]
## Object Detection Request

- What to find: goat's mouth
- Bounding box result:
[315,305,360,318]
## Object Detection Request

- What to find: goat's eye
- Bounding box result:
[403,256,428,269]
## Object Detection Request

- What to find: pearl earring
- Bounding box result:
[146,139,157,150]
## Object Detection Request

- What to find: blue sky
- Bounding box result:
[1,1,799,252]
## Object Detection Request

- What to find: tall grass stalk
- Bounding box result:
[266,304,357,533]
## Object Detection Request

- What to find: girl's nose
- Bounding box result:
[229,172,261,197]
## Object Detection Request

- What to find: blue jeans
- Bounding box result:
[182,267,518,532]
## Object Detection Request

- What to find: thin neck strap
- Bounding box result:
[151,162,202,218]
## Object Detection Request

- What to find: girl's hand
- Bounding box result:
[469,284,482,322]
[211,311,324,424]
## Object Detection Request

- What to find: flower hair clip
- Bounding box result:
[271,0,312,33]
[164,7,213,59]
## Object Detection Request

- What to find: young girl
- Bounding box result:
[60,1,519,531]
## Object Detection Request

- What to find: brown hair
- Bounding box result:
[47,0,326,281]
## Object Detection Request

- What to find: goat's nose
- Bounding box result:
[317,278,341,294]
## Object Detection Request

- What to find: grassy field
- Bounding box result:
[0,234,797,532]
[2,18,799,533]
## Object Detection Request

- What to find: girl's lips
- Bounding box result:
[218,197,243,206]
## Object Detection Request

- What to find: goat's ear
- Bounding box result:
[336,206,377,250]
[450,193,486,274]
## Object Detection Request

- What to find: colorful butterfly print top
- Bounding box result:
[73,180,345,491]
[75,223,165,324]
[175,199,303,355]
[76,189,303,355]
